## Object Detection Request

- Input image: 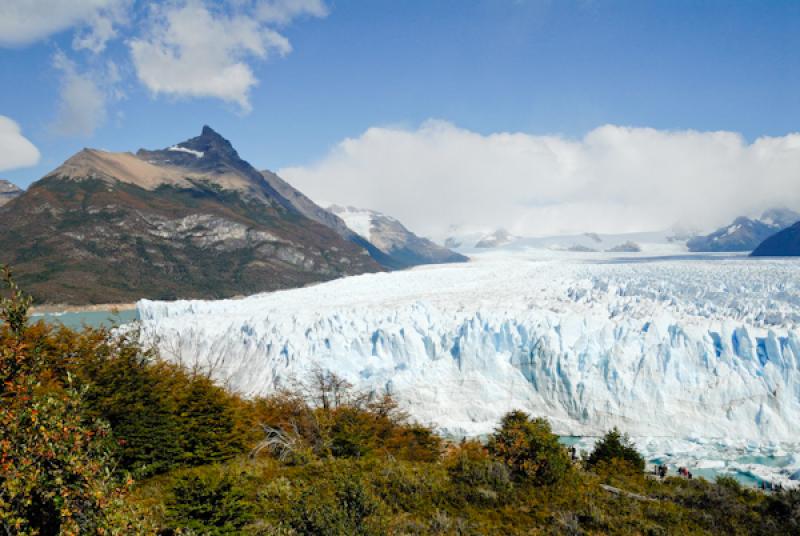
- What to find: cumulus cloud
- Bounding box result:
[254,0,329,24]
[0,116,40,172]
[130,0,324,112]
[0,0,127,52]
[50,51,116,137]
[280,121,800,238]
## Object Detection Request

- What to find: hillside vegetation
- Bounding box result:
[1,268,799,535]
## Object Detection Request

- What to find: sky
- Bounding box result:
[1,0,799,237]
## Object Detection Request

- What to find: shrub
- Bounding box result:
[445,440,511,503]
[287,470,384,535]
[586,428,645,472]
[487,410,571,485]
[78,333,248,476]
[165,470,253,535]
[0,267,120,534]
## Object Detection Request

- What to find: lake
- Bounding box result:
[29,308,139,330]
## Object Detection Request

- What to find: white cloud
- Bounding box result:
[255,0,329,24]
[50,52,111,137]
[0,0,127,52]
[280,120,800,238]
[130,0,322,112]
[0,116,40,172]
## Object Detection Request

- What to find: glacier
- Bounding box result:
[137,250,800,485]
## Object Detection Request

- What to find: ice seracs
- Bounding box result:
[138,250,800,445]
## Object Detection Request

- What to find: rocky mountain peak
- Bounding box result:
[0,179,23,207]
[0,179,22,194]
[136,125,243,171]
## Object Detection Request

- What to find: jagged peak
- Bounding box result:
[201,125,219,137]
[137,126,241,167]
[0,178,23,193]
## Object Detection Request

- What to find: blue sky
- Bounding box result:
[1,1,799,235]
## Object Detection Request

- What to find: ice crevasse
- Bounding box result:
[137,252,800,441]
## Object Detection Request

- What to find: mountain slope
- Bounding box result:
[751,221,800,256]
[0,127,381,304]
[327,205,468,268]
[687,208,800,252]
[0,179,22,206]
[258,170,401,268]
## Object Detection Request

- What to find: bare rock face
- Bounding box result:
[0,179,22,206]
[0,127,382,305]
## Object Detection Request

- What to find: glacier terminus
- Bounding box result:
[137,250,800,486]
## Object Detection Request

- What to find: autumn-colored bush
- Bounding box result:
[0,268,121,534]
[487,410,572,485]
[249,370,441,464]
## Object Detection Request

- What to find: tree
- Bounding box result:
[586,427,645,472]
[0,267,118,534]
[487,410,571,485]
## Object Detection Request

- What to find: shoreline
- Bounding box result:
[30,303,138,315]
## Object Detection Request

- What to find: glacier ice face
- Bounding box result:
[137,250,800,445]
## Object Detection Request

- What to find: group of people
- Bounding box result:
[652,464,693,480]
[760,480,784,492]
[677,466,694,479]
[655,464,668,478]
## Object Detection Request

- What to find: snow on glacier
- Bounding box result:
[137,250,800,484]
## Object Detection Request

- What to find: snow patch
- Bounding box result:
[168,145,204,158]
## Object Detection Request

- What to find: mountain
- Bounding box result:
[0,126,381,304]
[475,228,518,248]
[327,205,468,268]
[0,179,22,206]
[687,208,800,252]
[606,241,641,253]
[751,221,800,256]
[258,172,426,269]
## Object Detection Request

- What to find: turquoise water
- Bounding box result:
[29,309,139,330]
[563,437,794,488]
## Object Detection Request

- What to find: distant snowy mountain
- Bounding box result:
[441,227,687,254]
[327,205,467,269]
[0,179,22,206]
[687,208,800,252]
[475,228,518,248]
[752,221,800,257]
[439,224,490,250]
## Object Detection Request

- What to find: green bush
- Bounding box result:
[446,440,511,503]
[487,410,571,485]
[165,470,253,535]
[287,469,384,536]
[586,428,645,472]
[78,334,248,476]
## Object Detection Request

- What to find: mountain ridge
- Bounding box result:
[0,127,382,304]
[327,204,468,268]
